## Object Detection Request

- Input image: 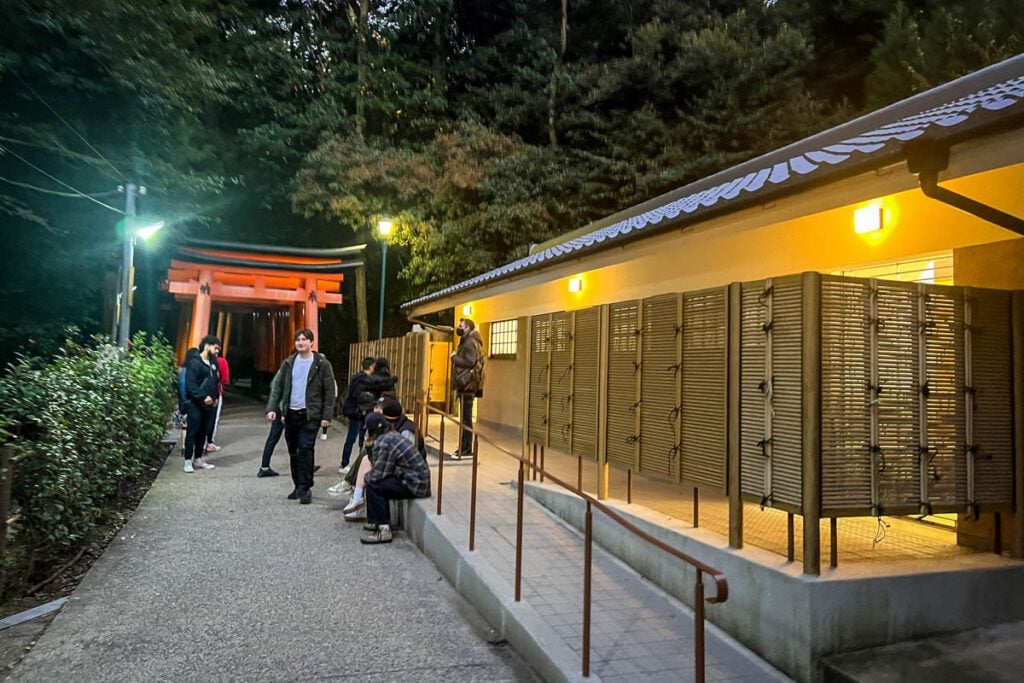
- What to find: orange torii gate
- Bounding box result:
[163,240,367,368]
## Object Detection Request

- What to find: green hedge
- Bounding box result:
[0,334,175,583]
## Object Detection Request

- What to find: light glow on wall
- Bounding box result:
[854,205,883,234]
[462,304,473,316]
[568,275,584,293]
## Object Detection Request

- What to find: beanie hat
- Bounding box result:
[379,396,404,421]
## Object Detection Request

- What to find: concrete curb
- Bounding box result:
[406,499,598,683]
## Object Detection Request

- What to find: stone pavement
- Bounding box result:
[419,417,789,683]
[7,400,535,683]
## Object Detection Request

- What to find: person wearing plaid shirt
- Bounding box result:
[361,413,431,544]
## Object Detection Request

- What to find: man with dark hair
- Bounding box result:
[360,412,431,545]
[450,317,484,460]
[339,356,375,472]
[266,328,336,504]
[183,335,221,473]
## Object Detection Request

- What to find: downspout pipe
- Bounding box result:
[908,143,1024,237]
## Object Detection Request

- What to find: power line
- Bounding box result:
[0,174,97,197]
[0,145,124,214]
[12,70,129,183]
[0,132,117,172]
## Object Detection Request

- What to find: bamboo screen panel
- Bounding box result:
[821,277,873,512]
[739,281,768,502]
[639,294,682,480]
[572,307,600,460]
[528,315,552,445]
[922,285,966,509]
[548,312,574,453]
[606,301,640,469]
[969,289,1014,507]
[347,333,430,413]
[820,278,1014,515]
[770,276,803,509]
[875,281,921,511]
[680,287,728,489]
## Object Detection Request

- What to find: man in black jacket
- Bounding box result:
[266,328,336,504]
[183,335,221,473]
[338,356,375,473]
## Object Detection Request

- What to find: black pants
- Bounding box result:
[366,476,416,526]
[284,409,318,492]
[459,393,475,454]
[261,417,285,468]
[341,416,364,468]
[184,402,214,461]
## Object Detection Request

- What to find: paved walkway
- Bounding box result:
[8,400,534,682]
[422,417,788,683]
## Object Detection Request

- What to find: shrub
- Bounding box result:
[0,334,175,585]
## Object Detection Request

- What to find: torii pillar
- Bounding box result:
[188,268,214,348]
[304,277,320,349]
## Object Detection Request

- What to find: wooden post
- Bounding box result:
[174,303,191,364]
[727,282,743,548]
[830,518,838,569]
[222,313,234,358]
[802,272,823,575]
[187,269,214,348]
[354,264,367,342]
[215,311,226,341]
[1011,291,1024,558]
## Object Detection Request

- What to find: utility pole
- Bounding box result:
[117,183,137,348]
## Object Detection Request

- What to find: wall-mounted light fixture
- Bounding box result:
[854,205,883,234]
[568,275,583,293]
[461,304,473,316]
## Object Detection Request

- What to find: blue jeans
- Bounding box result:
[341,416,364,467]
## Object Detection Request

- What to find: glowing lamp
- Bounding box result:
[854,206,883,234]
[462,304,473,316]
[568,276,583,293]
[377,218,393,236]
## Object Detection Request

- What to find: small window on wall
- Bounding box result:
[834,252,953,285]
[489,319,518,358]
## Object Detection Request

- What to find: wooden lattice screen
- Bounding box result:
[572,308,601,460]
[347,332,429,414]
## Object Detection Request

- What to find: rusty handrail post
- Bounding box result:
[531,444,537,481]
[437,416,446,515]
[540,445,545,483]
[787,513,795,562]
[515,457,525,601]
[695,568,706,683]
[627,469,633,504]
[693,486,700,528]
[469,433,480,551]
[0,446,13,562]
[577,454,583,491]
[583,500,593,678]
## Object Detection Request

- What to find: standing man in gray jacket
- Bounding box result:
[266,328,336,504]
[450,318,484,460]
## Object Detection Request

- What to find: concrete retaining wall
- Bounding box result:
[525,482,1024,682]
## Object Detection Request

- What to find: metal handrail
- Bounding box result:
[418,402,728,682]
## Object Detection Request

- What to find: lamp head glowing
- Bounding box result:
[854,206,883,234]
[136,221,165,240]
[461,304,473,316]
[377,218,393,236]
[568,276,583,293]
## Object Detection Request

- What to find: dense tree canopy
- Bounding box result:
[1,0,1020,362]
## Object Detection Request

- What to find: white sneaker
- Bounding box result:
[344,506,366,521]
[327,481,349,496]
[339,465,351,475]
[342,496,365,514]
[194,458,215,470]
[205,443,222,452]
[184,460,194,473]
[319,432,328,441]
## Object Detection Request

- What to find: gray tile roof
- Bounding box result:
[403,54,1024,311]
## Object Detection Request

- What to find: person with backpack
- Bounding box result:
[265,328,336,504]
[450,317,484,460]
[338,356,376,473]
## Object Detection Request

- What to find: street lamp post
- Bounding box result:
[377,217,393,340]
[116,182,164,348]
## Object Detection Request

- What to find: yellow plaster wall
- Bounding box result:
[476,319,527,432]
[954,237,1024,290]
[455,163,1024,324]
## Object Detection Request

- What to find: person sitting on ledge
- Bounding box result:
[359,412,431,545]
